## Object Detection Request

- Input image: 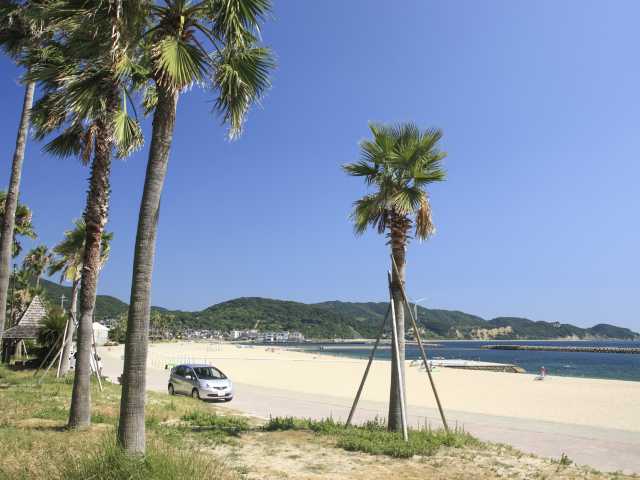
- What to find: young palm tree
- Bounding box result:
[343,123,447,432]
[0,191,36,257]
[22,245,52,287]
[117,0,275,453]
[0,0,45,342]
[49,219,112,376]
[29,1,144,429]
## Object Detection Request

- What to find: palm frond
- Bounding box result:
[43,124,84,159]
[415,195,435,240]
[209,0,272,44]
[213,44,274,138]
[342,161,379,185]
[113,108,143,158]
[153,36,208,91]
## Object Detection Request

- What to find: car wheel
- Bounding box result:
[168,384,175,396]
[192,389,200,400]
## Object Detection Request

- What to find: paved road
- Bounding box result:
[100,353,640,474]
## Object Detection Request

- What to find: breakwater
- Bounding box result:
[482,345,640,354]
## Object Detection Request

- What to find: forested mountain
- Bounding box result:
[40,279,128,319]
[38,281,639,340]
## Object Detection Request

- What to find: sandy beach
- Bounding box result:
[101,341,639,431]
[99,341,640,473]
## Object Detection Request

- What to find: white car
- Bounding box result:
[168,364,233,401]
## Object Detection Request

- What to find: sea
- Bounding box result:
[295,340,640,382]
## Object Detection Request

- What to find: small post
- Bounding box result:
[346,305,390,426]
[91,323,103,392]
[388,272,409,441]
[56,316,70,378]
[391,256,449,433]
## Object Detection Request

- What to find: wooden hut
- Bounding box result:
[2,295,47,362]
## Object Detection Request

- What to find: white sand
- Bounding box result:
[100,341,640,432]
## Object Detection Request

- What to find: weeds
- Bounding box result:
[182,410,250,436]
[57,437,232,480]
[263,416,479,458]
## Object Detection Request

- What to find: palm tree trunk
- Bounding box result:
[68,93,117,428]
[388,212,408,432]
[60,278,79,376]
[118,88,179,454]
[0,81,35,342]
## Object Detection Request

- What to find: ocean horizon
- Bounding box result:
[293,340,640,382]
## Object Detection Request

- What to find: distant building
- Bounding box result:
[289,331,305,342]
[93,323,110,346]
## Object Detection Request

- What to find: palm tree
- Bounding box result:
[343,123,447,432]
[22,245,52,287]
[0,0,45,342]
[117,0,275,454]
[28,1,144,429]
[49,219,112,376]
[0,191,36,257]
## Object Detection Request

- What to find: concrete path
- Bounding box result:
[100,352,640,474]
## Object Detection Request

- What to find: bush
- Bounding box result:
[58,438,231,480]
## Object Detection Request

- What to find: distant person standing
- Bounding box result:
[540,366,547,379]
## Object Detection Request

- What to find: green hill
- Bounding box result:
[40,279,128,319]
[37,281,639,340]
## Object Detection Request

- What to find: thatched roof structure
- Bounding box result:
[3,295,47,340]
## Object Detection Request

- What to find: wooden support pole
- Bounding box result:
[346,305,390,426]
[391,256,449,433]
[91,324,103,392]
[388,272,409,441]
[56,316,70,378]
[33,336,62,377]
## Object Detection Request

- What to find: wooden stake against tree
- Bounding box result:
[391,255,449,433]
[346,304,390,426]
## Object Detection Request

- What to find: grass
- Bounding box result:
[0,366,240,480]
[57,437,230,480]
[263,416,481,458]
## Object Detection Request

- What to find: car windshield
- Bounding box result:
[193,367,226,380]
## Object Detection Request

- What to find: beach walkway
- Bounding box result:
[99,343,640,474]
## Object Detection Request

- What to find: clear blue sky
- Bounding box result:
[1,0,639,330]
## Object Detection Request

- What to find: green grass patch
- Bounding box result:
[57,437,231,480]
[181,410,250,436]
[263,416,479,458]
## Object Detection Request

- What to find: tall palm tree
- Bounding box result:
[49,219,112,376]
[29,1,144,429]
[117,0,275,454]
[22,244,52,287]
[343,123,447,432]
[0,0,45,342]
[0,191,36,257]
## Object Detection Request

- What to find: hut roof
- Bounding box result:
[3,296,47,340]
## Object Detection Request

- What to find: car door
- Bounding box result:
[173,366,186,393]
[184,367,197,393]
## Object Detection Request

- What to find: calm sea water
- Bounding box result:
[297,340,640,382]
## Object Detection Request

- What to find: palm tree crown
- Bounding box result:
[344,123,447,241]
[0,191,36,257]
[22,244,52,286]
[143,0,275,137]
[48,219,112,284]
